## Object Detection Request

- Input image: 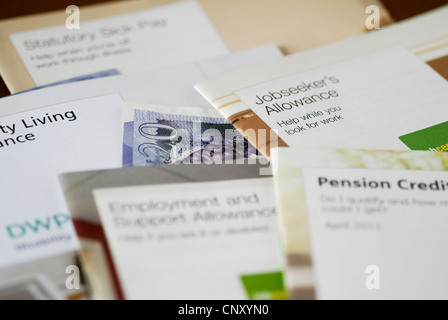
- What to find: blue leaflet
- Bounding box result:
[130,109,258,167]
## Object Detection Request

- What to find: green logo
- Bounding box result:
[399,121,448,152]
[240,271,287,300]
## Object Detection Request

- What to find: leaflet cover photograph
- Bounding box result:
[59,163,286,300]
[272,147,448,300]
[195,5,448,157]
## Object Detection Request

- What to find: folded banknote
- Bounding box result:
[126,108,262,167]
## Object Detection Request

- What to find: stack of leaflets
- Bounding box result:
[0,0,447,300]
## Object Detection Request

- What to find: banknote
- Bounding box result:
[130,108,261,167]
[122,102,223,167]
[122,121,134,167]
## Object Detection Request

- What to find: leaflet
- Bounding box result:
[272,147,448,299]
[0,94,124,269]
[195,6,448,157]
[6,1,228,89]
[233,46,448,152]
[303,166,448,299]
[93,176,285,300]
